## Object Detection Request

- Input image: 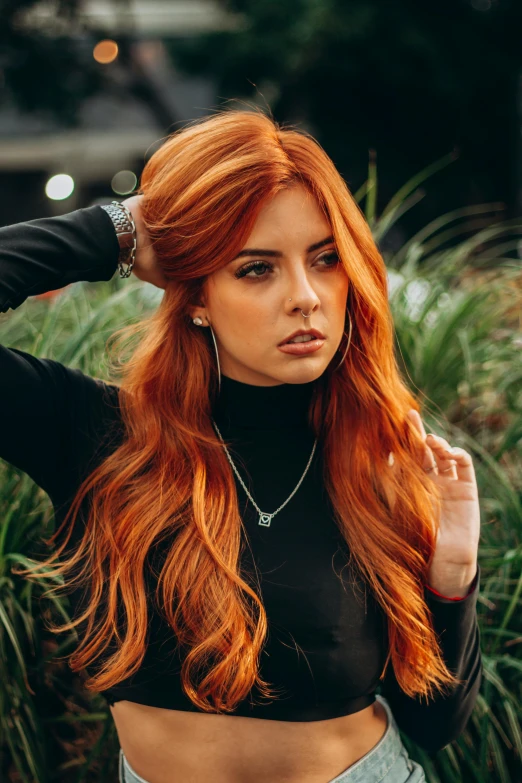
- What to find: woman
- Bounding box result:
[1,109,481,783]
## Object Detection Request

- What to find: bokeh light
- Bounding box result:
[93,39,119,64]
[45,174,75,200]
[111,170,138,195]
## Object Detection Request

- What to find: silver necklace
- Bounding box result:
[212,419,317,527]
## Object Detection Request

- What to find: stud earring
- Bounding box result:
[193,317,203,326]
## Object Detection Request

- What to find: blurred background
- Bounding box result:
[1,2,522,782]
[1,0,521,241]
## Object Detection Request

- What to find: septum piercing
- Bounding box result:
[289,298,313,318]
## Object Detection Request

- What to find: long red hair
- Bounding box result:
[19,108,458,713]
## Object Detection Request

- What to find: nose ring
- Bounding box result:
[288,298,313,318]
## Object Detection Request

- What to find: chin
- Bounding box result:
[225,354,329,386]
[278,361,328,384]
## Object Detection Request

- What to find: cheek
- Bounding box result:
[327,273,349,311]
[226,293,262,322]
[213,286,266,338]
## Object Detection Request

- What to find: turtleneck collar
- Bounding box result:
[212,374,317,430]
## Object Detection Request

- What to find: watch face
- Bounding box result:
[117,231,135,249]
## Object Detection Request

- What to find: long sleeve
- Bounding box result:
[0,206,120,498]
[379,564,482,755]
[0,205,119,313]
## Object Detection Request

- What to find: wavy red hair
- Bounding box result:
[18,107,459,713]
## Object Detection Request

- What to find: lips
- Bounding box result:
[279,329,326,346]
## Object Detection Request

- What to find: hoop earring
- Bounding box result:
[208,323,221,392]
[333,310,353,372]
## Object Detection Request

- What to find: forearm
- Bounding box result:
[380,564,482,754]
[0,206,119,313]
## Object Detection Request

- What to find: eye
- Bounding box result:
[317,251,340,268]
[234,252,340,281]
[234,261,273,280]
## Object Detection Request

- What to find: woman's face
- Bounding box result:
[193,183,350,387]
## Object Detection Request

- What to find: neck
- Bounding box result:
[212,374,317,430]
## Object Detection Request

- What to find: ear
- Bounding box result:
[189,296,208,325]
[189,309,207,324]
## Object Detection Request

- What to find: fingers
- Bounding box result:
[406,409,427,439]
[426,434,458,476]
[405,410,475,482]
[407,410,457,476]
[406,410,437,472]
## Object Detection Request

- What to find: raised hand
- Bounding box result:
[406,409,480,597]
[122,194,169,290]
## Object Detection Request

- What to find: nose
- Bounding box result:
[288,299,320,319]
[286,276,321,318]
[299,304,318,319]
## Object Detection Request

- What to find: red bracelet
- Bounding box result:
[425,571,478,601]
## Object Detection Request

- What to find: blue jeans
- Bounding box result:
[118,694,426,782]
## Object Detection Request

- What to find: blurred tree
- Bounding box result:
[168,0,522,233]
[0,0,179,129]
[0,0,101,125]
[1,0,520,234]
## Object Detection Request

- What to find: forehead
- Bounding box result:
[245,184,330,246]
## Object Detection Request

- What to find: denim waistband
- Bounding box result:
[327,694,425,782]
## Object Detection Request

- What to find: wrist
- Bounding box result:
[100,200,137,278]
[426,563,478,598]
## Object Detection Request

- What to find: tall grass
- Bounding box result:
[1,157,521,781]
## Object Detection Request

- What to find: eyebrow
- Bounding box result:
[232,235,335,260]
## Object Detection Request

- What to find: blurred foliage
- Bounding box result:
[0,0,177,130]
[0,0,104,124]
[168,0,522,226]
[170,0,522,149]
[0,158,521,782]
[1,0,521,228]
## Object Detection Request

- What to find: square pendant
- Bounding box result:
[259,514,273,527]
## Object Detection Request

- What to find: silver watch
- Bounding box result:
[100,200,137,278]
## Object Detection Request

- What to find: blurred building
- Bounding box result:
[0,1,241,223]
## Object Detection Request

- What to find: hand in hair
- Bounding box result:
[122,194,169,290]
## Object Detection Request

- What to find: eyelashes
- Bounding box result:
[234,261,273,280]
[234,252,341,281]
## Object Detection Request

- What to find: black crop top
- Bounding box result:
[0,206,482,754]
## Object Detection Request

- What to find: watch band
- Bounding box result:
[100,201,137,278]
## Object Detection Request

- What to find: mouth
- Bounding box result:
[278,329,326,346]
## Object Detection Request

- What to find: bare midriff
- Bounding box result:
[110,698,389,783]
